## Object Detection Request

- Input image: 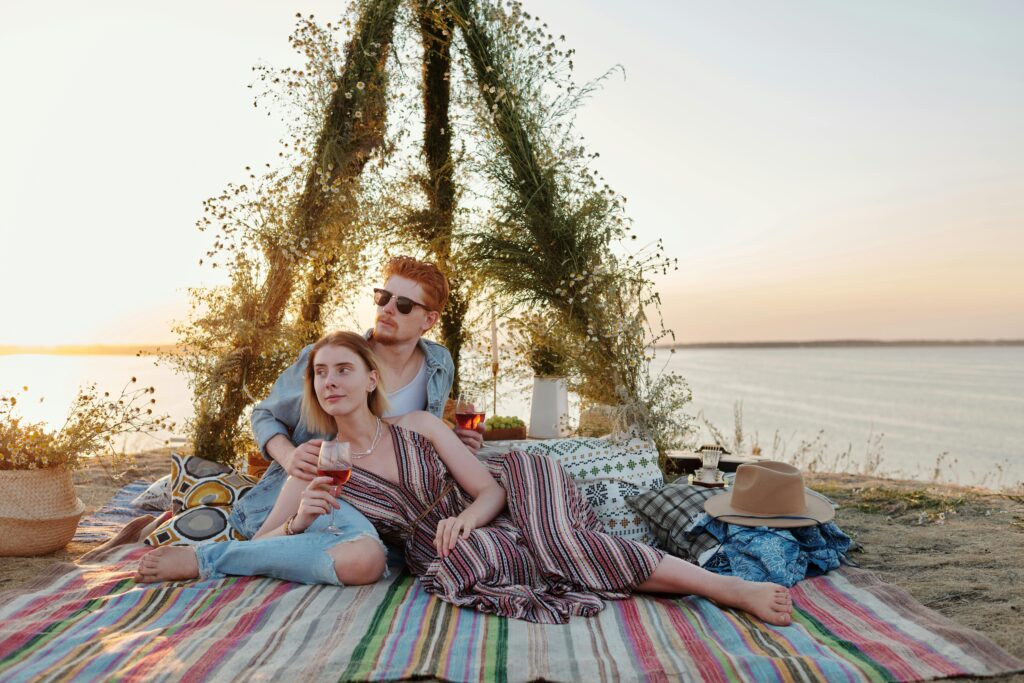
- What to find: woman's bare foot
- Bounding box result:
[134,546,200,583]
[719,577,793,626]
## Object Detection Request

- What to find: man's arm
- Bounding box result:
[251,345,319,475]
[425,340,484,453]
[265,434,322,480]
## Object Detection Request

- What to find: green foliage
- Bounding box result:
[0,382,173,471]
[508,312,568,377]
[447,0,689,453]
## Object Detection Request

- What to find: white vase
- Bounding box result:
[529,376,570,438]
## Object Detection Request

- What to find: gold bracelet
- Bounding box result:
[283,514,301,536]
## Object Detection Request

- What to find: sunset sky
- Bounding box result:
[1,0,1022,346]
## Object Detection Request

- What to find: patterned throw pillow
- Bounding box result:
[144,453,257,547]
[130,474,172,511]
[144,505,247,547]
[168,452,258,513]
[500,434,664,545]
[625,484,721,562]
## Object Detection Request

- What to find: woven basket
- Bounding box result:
[0,467,85,557]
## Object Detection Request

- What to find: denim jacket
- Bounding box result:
[250,332,454,458]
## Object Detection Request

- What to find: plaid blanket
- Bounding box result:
[0,545,1020,682]
[626,483,722,561]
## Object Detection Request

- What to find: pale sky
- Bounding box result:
[1,0,1022,346]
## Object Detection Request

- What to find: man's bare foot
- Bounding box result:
[721,577,793,626]
[134,546,200,583]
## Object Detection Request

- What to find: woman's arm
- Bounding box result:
[396,412,507,554]
[252,475,339,539]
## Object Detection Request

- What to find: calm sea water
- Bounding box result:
[2,347,1021,489]
[0,355,192,453]
[664,346,1024,490]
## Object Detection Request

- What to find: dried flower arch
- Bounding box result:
[176,0,688,466]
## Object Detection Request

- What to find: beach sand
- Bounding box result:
[1,451,1021,681]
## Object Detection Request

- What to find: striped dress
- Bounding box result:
[342,424,665,624]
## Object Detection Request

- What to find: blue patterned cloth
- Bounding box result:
[73,480,151,542]
[686,514,852,587]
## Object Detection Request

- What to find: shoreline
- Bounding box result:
[2,339,1023,356]
[0,344,176,356]
[666,339,1024,349]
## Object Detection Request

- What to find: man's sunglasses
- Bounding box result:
[373,288,431,314]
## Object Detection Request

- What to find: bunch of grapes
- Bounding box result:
[484,415,525,430]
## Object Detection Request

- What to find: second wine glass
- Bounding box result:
[454,394,486,431]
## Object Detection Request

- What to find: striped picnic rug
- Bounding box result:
[0,545,1020,683]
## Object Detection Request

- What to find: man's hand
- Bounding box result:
[282,439,323,480]
[454,427,484,454]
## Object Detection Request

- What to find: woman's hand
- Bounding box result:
[292,476,341,533]
[434,515,476,558]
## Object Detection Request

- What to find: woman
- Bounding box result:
[134,333,393,587]
[139,332,792,626]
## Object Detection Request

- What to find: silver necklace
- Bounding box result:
[350,417,383,459]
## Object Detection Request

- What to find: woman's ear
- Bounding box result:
[367,369,379,393]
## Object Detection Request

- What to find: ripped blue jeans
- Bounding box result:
[228,461,290,539]
[195,500,386,586]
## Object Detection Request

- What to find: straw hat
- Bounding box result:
[704,461,833,528]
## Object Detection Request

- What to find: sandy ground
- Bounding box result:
[1,452,1022,682]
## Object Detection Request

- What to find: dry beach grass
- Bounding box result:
[1,451,1021,682]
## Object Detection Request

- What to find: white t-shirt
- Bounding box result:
[382,358,428,418]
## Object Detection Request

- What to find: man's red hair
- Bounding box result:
[382,256,450,312]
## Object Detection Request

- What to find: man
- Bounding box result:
[230,256,482,539]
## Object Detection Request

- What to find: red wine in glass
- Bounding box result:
[455,411,486,430]
[454,396,486,430]
[317,466,352,491]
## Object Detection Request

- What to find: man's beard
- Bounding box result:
[372,319,401,345]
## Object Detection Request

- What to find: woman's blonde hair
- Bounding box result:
[300,331,390,436]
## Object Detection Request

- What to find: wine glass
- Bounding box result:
[454,393,486,431]
[317,440,352,535]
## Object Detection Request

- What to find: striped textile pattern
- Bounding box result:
[0,547,1020,683]
[340,425,664,624]
[498,434,664,544]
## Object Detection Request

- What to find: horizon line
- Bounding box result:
[2,338,1023,356]
[664,338,1024,349]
